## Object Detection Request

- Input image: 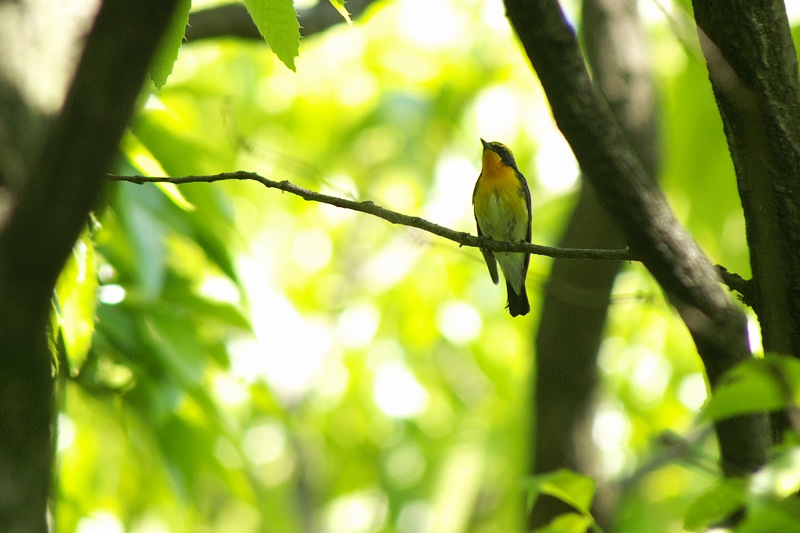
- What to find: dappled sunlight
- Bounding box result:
[752,448,800,498]
[336,302,380,348]
[373,360,429,418]
[535,129,580,194]
[677,372,707,411]
[48,0,783,531]
[291,227,334,274]
[424,154,476,227]
[75,512,124,533]
[436,300,483,345]
[362,237,426,292]
[320,490,388,533]
[592,400,634,477]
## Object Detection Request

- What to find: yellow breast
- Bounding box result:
[474,160,528,242]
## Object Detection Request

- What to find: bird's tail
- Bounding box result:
[506,281,530,317]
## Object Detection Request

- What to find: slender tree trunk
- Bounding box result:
[530,0,660,527]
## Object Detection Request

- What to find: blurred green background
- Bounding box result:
[51,0,800,531]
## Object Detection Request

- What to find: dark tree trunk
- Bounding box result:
[530,0,660,527]
[0,1,181,529]
[691,0,800,439]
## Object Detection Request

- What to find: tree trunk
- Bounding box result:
[531,0,660,526]
[0,1,181,529]
[691,1,800,439]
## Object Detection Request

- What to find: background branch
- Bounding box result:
[185,0,376,42]
[530,0,661,527]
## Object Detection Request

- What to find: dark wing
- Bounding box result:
[473,176,500,285]
[518,169,532,273]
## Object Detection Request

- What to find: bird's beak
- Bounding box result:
[480,138,490,150]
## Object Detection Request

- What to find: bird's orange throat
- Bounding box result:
[481,149,506,176]
[478,153,521,197]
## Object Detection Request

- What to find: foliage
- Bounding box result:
[243,0,302,71]
[524,469,601,533]
[702,355,800,422]
[50,0,800,532]
[150,0,193,89]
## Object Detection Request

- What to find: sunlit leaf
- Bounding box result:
[150,0,191,89]
[702,355,800,421]
[115,184,168,299]
[243,0,300,71]
[524,469,597,519]
[121,131,195,211]
[328,0,353,26]
[751,447,800,499]
[55,230,98,370]
[735,499,800,533]
[684,478,747,531]
[533,513,595,533]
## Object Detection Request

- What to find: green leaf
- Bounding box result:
[735,499,800,533]
[121,131,195,211]
[243,0,300,71]
[150,0,192,89]
[328,0,353,26]
[684,478,747,531]
[55,229,99,369]
[533,513,594,533]
[702,355,800,421]
[116,184,168,299]
[524,469,597,519]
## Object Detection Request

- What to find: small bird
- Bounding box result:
[472,139,532,317]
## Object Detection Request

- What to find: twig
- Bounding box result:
[109,172,633,261]
[716,265,755,308]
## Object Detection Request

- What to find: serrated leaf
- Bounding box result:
[328,0,353,26]
[150,0,191,89]
[684,478,747,531]
[243,0,300,71]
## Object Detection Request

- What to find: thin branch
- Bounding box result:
[110,173,756,303]
[109,172,632,261]
[716,265,755,308]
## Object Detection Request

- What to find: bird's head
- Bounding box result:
[480,138,519,170]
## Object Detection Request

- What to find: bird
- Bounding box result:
[472,138,532,317]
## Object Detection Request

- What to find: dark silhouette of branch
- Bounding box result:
[109,172,632,261]
[716,265,754,307]
[185,0,376,42]
[504,0,769,477]
[530,0,661,528]
[0,1,181,530]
